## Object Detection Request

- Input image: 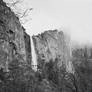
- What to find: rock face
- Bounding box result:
[24,30,31,65]
[33,30,73,73]
[1,0,92,92]
[0,0,31,71]
[32,30,92,92]
[32,30,76,92]
[0,0,78,92]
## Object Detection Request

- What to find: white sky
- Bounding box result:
[5,0,92,45]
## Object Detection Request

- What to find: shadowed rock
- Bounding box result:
[32,30,74,73]
[0,0,31,71]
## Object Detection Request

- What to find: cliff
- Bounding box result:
[32,30,73,73]
[0,0,31,70]
[24,29,32,65]
[32,30,76,92]
[0,1,35,92]
[1,0,92,92]
[32,29,92,92]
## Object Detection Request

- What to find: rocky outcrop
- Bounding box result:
[24,29,31,65]
[32,30,76,92]
[0,1,34,92]
[32,30,73,73]
[0,0,31,71]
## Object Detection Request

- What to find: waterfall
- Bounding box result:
[31,36,37,71]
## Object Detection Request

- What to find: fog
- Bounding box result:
[22,0,92,46]
[4,0,92,45]
[31,37,37,71]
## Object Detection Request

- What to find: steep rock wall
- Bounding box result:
[24,30,31,65]
[0,0,31,70]
[32,30,76,92]
[33,30,73,73]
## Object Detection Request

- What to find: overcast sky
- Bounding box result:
[5,0,92,45]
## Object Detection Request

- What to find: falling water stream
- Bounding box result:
[31,36,37,71]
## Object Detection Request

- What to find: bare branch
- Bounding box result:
[5,0,33,24]
[20,8,33,18]
[6,0,23,7]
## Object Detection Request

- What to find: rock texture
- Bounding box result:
[32,30,73,73]
[24,29,31,65]
[1,0,92,92]
[0,1,35,92]
[0,0,31,71]
[32,31,92,92]
[32,30,76,92]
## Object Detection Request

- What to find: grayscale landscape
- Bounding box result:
[0,0,92,92]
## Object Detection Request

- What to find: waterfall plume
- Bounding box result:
[31,36,37,71]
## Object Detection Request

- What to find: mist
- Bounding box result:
[31,36,37,71]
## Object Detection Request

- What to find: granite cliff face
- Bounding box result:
[0,1,35,92]
[1,0,92,92]
[0,0,31,71]
[24,30,31,65]
[32,30,73,73]
[32,30,92,92]
[32,30,76,92]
